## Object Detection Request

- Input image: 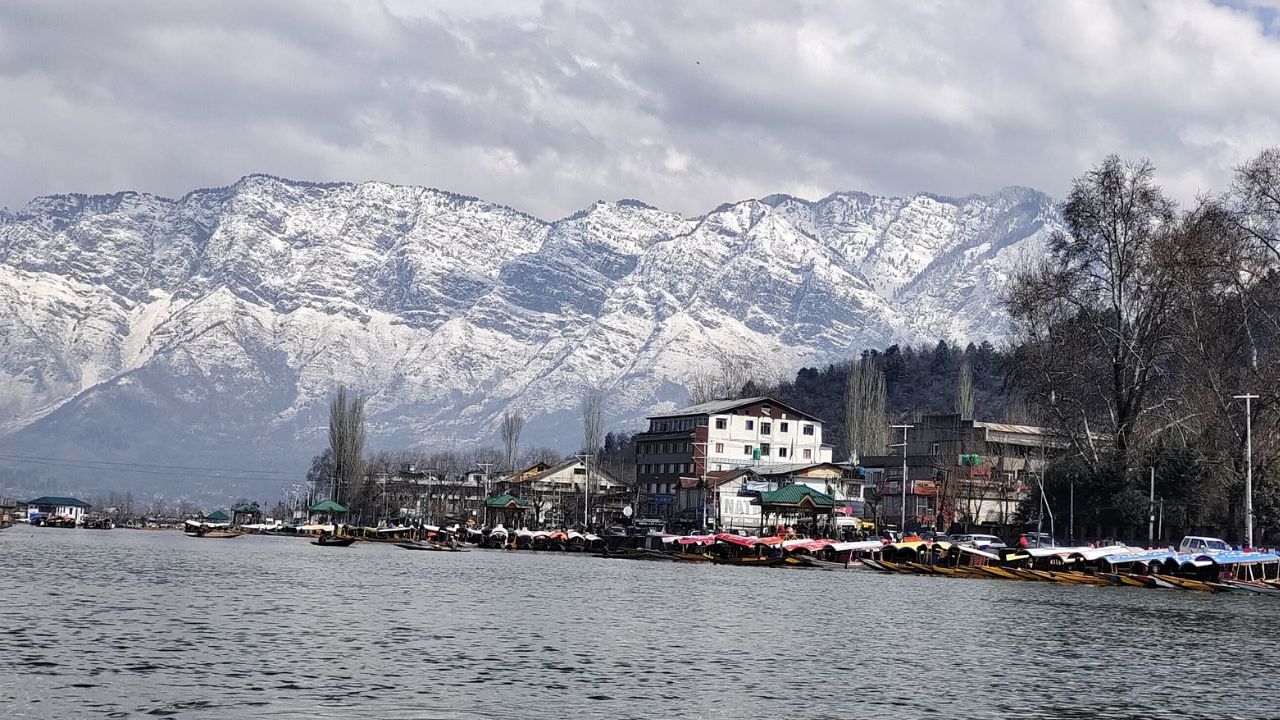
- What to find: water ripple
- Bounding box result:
[1,527,1278,719]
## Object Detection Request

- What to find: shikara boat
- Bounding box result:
[312,536,356,547]
[187,530,244,539]
[711,555,786,567]
[396,541,467,552]
[671,552,712,563]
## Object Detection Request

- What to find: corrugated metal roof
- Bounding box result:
[25,496,90,507]
[648,396,821,421]
[975,421,1049,435]
[750,462,842,476]
[649,396,771,418]
[756,484,836,507]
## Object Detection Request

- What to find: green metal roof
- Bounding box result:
[485,494,531,508]
[309,500,349,513]
[205,509,231,522]
[756,484,836,508]
[230,503,259,512]
[25,496,90,508]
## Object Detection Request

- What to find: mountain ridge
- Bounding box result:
[0,175,1060,499]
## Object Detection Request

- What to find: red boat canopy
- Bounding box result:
[715,532,757,547]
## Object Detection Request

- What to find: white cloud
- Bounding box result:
[1,0,1278,217]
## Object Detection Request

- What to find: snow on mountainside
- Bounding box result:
[0,175,1059,495]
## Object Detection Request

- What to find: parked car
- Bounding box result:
[1178,535,1231,553]
[1018,532,1056,548]
[918,531,954,544]
[954,533,1006,550]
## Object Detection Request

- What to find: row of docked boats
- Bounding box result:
[595,531,1280,596]
[861,553,1280,595]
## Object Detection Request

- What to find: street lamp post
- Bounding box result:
[1233,393,1258,548]
[891,424,913,533]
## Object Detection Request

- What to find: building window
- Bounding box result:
[780,422,789,433]
[715,418,727,429]
[803,449,812,460]
[761,422,772,435]
[931,443,940,455]
[714,442,724,453]
[778,447,788,458]
[803,424,815,436]
[746,419,754,430]
[744,445,753,455]
[760,443,771,456]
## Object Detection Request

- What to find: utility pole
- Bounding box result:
[1068,479,1074,544]
[476,462,494,527]
[574,453,590,531]
[1148,466,1155,546]
[1157,497,1164,543]
[891,424,913,534]
[1234,393,1258,548]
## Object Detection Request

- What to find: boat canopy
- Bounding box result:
[669,534,714,545]
[1103,549,1176,565]
[1065,545,1132,562]
[955,545,1001,560]
[715,532,757,547]
[827,540,885,553]
[1200,551,1280,565]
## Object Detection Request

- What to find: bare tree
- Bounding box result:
[520,446,566,467]
[499,408,525,472]
[1233,147,1280,262]
[328,386,367,508]
[1007,155,1177,500]
[580,386,605,528]
[956,357,976,421]
[844,356,889,461]
[687,347,762,404]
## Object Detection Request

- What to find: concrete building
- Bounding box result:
[860,413,1059,532]
[500,458,628,528]
[25,496,91,526]
[635,396,834,509]
[674,461,864,532]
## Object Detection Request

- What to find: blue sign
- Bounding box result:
[647,493,675,506]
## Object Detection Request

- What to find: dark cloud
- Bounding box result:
[2,0,1279,217]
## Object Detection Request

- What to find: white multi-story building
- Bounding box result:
[634,396,834,499]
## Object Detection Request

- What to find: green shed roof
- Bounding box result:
[309,500,349,513]
[756,484,836,509]
[25,496,90,508]
[231,503,259,512]
[205,509,231,522]
[485,494,531,509]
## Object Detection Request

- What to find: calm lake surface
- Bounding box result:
[2,527,1278,720]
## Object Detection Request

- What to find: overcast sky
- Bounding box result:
[2,0,1279,218]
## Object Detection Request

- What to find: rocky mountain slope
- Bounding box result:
[0,176,1059,496]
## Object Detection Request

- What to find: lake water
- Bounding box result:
[2,526,1278,719]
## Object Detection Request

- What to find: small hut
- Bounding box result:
[485,494,531,528]
[205,509,231,524]
[308,500,349,527]
[230,502,263,526]
[754,484,837,536]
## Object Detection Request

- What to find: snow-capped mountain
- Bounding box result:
[0,175,1058,495]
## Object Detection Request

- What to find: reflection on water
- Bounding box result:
[1,526,1277,719]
